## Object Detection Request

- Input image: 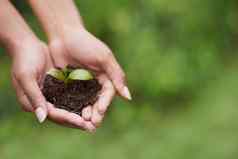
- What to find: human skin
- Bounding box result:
[0,0,96,132]
[0,0,49,121]
[27,0,132,127]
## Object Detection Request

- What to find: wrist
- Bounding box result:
[6,35,40,57]
[28,0,85,41]
[6,33,35,48]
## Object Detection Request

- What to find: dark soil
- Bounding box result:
[42,75,102,115]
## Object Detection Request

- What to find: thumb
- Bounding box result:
[17,74,48,123]
[102,55,132,100]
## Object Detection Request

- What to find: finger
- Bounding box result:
[91,75,115,127]
[82,106,92,121]
[47,103,96,133]
[12,77,33,112]
[102,54,132,100]
[96,75,115,115]
[16,74,47,123]
[58,121,95,132]
[47,103,86,130]
[91,108,103,128]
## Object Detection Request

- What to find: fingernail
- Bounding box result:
[123,86,132,100]
[35,107,47,123]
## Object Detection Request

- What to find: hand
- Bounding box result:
[10,39,51,119]
[48,28,131,127]
[10,39,95,132]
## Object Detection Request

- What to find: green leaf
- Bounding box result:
[68,69,94,81]
[47,68,66,81]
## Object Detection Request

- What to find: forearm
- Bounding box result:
[27,0,84,40]
[0,0,36,51]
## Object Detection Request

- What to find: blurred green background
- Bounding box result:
[1,0,238,158]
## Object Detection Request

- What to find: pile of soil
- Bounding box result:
[42,74,102,115]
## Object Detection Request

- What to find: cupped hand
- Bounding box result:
[10,39,51,117]
[48,28,131,127]
[10,39,96,132]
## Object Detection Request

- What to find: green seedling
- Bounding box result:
[47,68,66,81]
[47,67,93,83]
[68,69,93,81]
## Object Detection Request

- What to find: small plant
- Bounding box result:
[42,66,101,115]
[47,67,93,83]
